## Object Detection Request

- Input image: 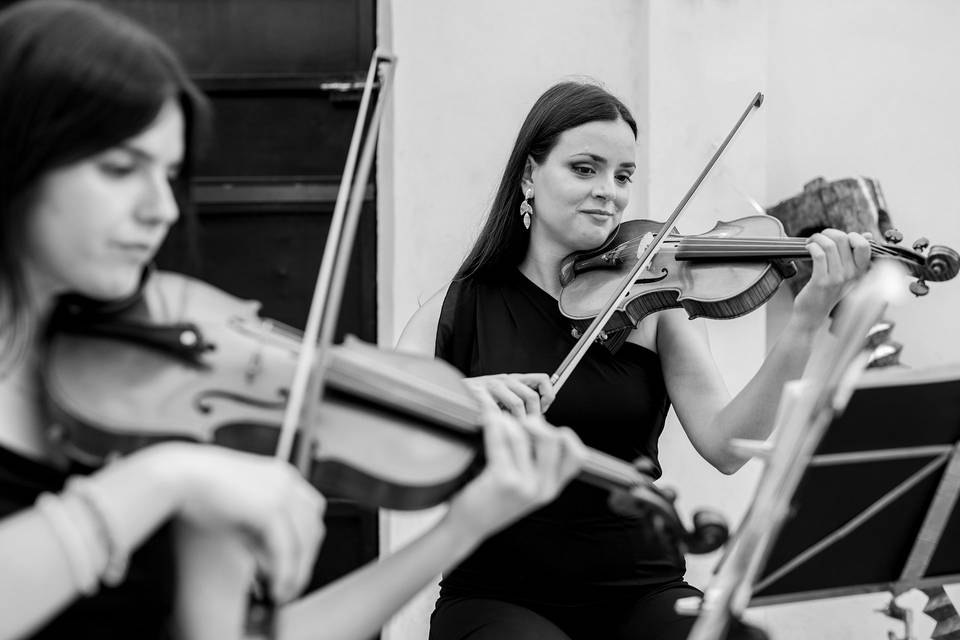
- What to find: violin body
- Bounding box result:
[560,216,796,329]
[44,271,479,510]
[558,215,959,345]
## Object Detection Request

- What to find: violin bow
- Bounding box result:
[549,91,764,391]
[274,51,397,471]
[683,261,908,640]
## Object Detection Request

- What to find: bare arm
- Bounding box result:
[277,413,583,640]
[658,309,820,473]
[174,413,585,640]
[0,443,324,640]
[659,230,872,474]
[396,284,448,355]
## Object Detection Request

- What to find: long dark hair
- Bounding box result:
[455,81,637,281]
[0,0,209,353]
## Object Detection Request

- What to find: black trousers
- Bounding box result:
[429,581,704,640]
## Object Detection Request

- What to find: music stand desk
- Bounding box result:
[749,363,960,606]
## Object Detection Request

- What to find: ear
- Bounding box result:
[520,156,536,196]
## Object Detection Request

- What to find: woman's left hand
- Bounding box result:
[792,229,872,326]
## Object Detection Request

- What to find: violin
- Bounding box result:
[41,269,728,556]
[557,214,960,351]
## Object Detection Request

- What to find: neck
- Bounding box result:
[518,233,570,298]
[518,253,564,298]
[0,266,59,376]
[0,270,71,463]
[0,304,55,462]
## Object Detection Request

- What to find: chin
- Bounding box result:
[577,228,614,252]
[74,268,143,302]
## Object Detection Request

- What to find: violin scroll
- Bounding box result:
[606,464,729,557]
[878,227,960,296]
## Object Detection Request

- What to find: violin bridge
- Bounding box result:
[634,232,655,260]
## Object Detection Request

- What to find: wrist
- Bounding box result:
[132,442,194,515]
[437,506,487,558]
[785,308,825,337]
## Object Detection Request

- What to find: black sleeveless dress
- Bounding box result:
[0,444,175,639]
[435,268,682,607]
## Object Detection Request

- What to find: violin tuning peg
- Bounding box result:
[884,229,904,244]
[909,279,930,297]
[912,237,930,253]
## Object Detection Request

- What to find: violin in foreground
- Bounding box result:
[42,269,728,557]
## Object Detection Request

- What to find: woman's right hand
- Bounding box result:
[444,411,584,540]
[463,373,555,416]
[155,443,326,603]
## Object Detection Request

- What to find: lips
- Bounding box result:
[579,209,615,218]
[112,241,158,260]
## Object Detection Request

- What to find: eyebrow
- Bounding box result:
[571,152,636,169]
[116,143,183,170]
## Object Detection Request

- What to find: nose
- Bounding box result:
[137,171,180,226]
[592,174,616,202]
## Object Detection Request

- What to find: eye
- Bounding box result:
[572,164,595,176]
[98,160,137,178]
[616,173,634,185]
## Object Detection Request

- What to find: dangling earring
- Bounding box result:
[520,188,533,230]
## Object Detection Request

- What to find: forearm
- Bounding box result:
[710,315,821,471]
[0,445,183,638]
[279,511,479,640]
[172,524,254,640]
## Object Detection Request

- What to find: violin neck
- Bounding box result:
[675,238,886,262]
[579,449,649,492]
[325,343,649,493]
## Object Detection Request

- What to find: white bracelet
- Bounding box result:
[65,476,130,587]
[35,493,100,596]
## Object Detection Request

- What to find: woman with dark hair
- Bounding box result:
[0,2,585,638]
[399,81,872,639]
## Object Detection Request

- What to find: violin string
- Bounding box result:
[329,368,475,431]
[329,356,652,485]
[616,237,904,251]
[332,348,654,484]
[605,237,908,260]
[329,350,478,422]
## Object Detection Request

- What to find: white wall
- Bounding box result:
[377,1,960,639]
[766,0,960,368]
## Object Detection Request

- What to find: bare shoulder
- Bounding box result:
[625,308,706,354]
[656,308,709,345]
[395,283,451,355]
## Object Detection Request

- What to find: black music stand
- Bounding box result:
[747,364,960,633]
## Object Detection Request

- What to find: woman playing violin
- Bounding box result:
[398,81,872,639]
[0,2,586,638]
